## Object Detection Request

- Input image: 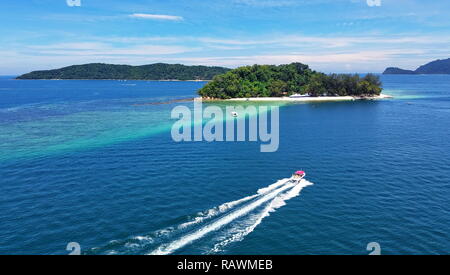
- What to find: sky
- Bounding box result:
[1,0,450,74]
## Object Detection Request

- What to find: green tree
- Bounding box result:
[198,63,383,99]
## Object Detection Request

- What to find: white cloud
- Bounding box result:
[27,43,194,56]
[160,50,409,67]
[29,42,109,50]
[196,34,450,50]
[3,32,450,74]
[129,13,184,21]
[233,0,297,7]
[115,49,426,73]
[0,47,438,75]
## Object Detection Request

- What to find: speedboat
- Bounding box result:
[231,111,238,117]
[290,170,306,183]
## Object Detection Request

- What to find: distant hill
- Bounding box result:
[383,67,416,75]
[16,63,231,80]
[415,58,450,74]
[383,58,450,74]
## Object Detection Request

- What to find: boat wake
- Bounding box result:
[208,180,312,254]
[149,178,313,255]
[90,178,313,255]
[177,178,293,230]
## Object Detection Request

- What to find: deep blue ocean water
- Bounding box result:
[0,75,449,255]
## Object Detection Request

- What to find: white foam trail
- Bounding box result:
[209,180,314,254]
[149,181,298,255]
[177,178,291,230]
[271,179,313,209]
[134,236,154,242]
[126,179,293,249]
[209,204,272,254]
[257,178,291,194]
[178,194,258,229]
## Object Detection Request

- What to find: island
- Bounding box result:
[198,63,387,101]
[383,67,416,75]
[16,63,230,80]
[383,58,450,74]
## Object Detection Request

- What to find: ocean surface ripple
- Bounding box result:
[0,76,449,254]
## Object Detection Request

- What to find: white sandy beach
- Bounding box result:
[201,94,393,102]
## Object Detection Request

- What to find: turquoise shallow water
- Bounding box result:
[0,75,449,255]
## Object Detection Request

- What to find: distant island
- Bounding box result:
[16,63,230,80]
[383,58,450,74]
[198,63,383,100]
[383,68,417,75]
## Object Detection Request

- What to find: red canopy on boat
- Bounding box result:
[295,171,305,175]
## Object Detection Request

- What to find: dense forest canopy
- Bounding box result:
[198,63,382,99]
[16,63,230,80]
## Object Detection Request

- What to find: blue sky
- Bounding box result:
[1,0,450,74]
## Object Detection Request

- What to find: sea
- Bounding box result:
[0,75,449,255]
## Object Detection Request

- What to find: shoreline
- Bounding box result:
[202,94,393,102]
[14,79,211,82]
